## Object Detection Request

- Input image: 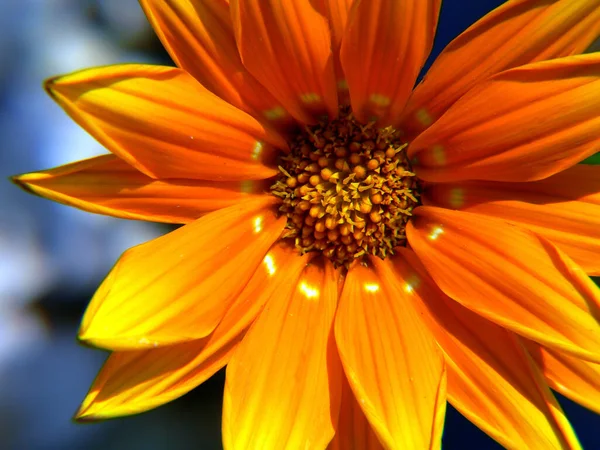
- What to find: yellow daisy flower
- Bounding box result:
[13,0,600,448]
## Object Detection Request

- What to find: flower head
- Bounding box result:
[13,0,600,448]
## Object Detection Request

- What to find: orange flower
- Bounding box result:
[13,0,600,448]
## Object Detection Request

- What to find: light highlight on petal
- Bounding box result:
[45,64,286,181]
[410,54,600,182]
[223,258,341,449]
[391,249,581,450]
[140,0,292,126]
[407,206,600,363]
[230,0,338,124]
[423,164,600,275]
[335,258,446,449]
[76,242,307,419]
[340,0,440,123]
[79,197,285,349]
[399,0,600,137]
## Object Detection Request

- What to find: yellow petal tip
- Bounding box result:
[43,75,62,99]
[73,400,119,422]
[10,174,46,197]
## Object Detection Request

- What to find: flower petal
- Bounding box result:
[391,248,581,450]
[75,242,307,420]
[230,0,338,124]
[524,340,600,416]
[335,258,446,450]
[423,164,600,275]
[46,64,286,181]
[316,0,353,101]
[77,341,234,421]
[320,0,352,52]
[12,154,270,224]
[79,197,285,350]
[407,206,600,363]
[410,54,600,183]
[139,0,293,127]
[399,0,600,137]
[223,258,341,449]
[328,373,384,450]
[340,0,441,124]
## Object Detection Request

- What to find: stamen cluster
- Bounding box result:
[271,108,419,268]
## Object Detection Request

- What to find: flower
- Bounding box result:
[12,0,600,448]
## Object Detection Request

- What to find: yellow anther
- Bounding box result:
[270,106,419,268]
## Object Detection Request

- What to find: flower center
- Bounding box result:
[270,108,420,268]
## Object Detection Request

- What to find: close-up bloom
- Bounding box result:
[12,0,600,448]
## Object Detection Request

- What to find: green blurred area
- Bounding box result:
[582,153,600,165]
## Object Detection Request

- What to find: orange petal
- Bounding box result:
[76,341,234,421]
[314,0,353,101]
[79,197,285,350]
[75,242,307,420]
[230,0,338,124]
[409,54,600,182]
[340,0,441,124]
[399,0,600,137]
[407,206,600,363]
[318,0,352,53]
[223,258,341,449]
[423,164,600,275]
[328,373,384,450]
[46,64,287,181]
[12,154,271,224]
[391,248,581,449]
[139,0,293,127]
[524,340,600,416]
[334,258,446,449]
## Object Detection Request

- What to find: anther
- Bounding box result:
[321,167,333,181]
[367,159,379,170]
[270,106,419,268]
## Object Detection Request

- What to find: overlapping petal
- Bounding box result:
[12,154,270,224]
[230,0,338,124]
[410,54,600,183]
[315,0,353,100]
[318,0,352,52]
[423,164,600,275]
[139,0,292,126]
[391,248,581,449]
[340,0,440,124]
[399,0,600,137]
[75,243,307,420]
[525,340,600,416]
[79,197,285,350]
[45,64,286,181]
[335,258,446,449]
[407,206,600,363]
[328,374,383,450]
[223,258,341,449]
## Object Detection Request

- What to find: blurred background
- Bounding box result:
[1,1,599,449]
